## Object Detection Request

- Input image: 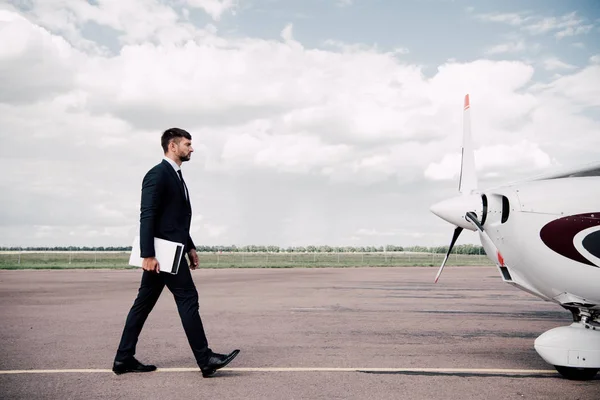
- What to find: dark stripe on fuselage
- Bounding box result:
[539,213,600,267]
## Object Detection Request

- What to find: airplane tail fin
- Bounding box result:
[458,94,477,194]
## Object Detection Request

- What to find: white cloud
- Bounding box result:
[221,127,352,174]
[424,153,461,181]
[475,12,531,26]
[184,0,237,21]
[323,39,380,54]
[355,228,396,237]
[335,0,353,7]
[1,5,599,248]
[8,0,203,47]
[424,141,552,182]
[281,23,294,42]
[204,223,228,238]
[474,10,595,40]
[191,215,228,239]
[555,24,594,39]
[533,65,600,108]
[542,57,577,71]
[484,40,527,55]
[0,9,81,102]
[524,12,594,39]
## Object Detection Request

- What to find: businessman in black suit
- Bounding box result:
[113,128,239,378]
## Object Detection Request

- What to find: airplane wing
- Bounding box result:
[526,161,600,180]
[498,161,600,188]
[516,162,600,181]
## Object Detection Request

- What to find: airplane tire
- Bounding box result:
[554,366,598,381]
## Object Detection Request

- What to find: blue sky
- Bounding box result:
[1,0,599,247]
[77,0,600,76]
[212,0,600,77]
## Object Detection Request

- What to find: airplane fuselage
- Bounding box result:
[480,176,600,308]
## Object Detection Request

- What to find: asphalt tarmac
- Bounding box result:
[0,266,598,399]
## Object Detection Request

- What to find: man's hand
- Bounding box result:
[189,249,199,270]
[142,257,160,273]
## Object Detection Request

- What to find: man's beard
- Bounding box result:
[180,153,191,162]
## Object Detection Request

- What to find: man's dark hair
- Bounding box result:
[161,128,192,153]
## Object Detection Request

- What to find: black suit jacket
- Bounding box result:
[139,160,196,258]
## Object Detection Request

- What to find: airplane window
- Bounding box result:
[501,196,510,223]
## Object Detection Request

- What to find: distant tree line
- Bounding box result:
[0,246,132,251]
[0,244,484,255]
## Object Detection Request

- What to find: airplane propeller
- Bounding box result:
[430,94,483,283]
[434,226,463,283]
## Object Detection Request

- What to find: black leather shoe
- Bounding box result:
[200,349,240,378]
[112,357,157,375]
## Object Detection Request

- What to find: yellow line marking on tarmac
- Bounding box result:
[0,367,557,375]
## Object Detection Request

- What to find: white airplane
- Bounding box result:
[429,94,600,381]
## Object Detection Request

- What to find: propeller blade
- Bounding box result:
[434,226,464,283]
[458,94,477,194]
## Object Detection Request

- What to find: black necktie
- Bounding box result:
[177,170,189,201]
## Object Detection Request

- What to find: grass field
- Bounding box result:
[0,251,494,269]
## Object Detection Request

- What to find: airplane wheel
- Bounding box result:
[554,366,599,381]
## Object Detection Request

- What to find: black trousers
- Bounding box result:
[115,258,211,366]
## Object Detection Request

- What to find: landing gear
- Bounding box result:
[554,366,598,381]
[534,311,600,381]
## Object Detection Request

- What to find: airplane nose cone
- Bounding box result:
[430,194,482,231]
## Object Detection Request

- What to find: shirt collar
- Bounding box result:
[163,156,180,173]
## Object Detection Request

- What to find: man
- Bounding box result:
[113,128,239,378]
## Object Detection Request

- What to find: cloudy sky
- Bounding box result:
[1,0,599,249]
